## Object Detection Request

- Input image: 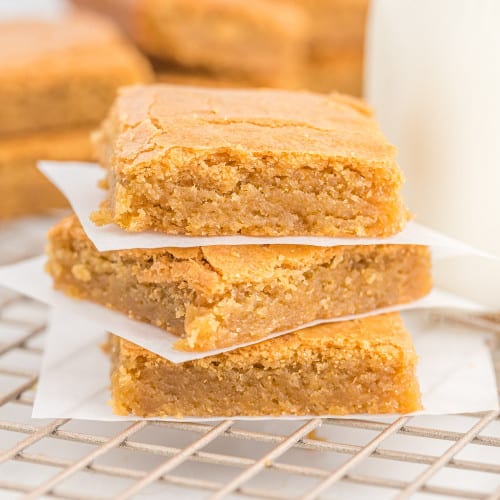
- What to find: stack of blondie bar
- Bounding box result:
[0,8,151,219]
[46,84,432,417]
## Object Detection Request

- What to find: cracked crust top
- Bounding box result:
[116,312,416,369]
[50,214,430,298]
[94,84,398,172]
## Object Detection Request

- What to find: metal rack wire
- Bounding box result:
[0,291,499,499]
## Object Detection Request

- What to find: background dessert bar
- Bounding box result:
[74,0,369,95]
[0,9,152,135]
[0,7,152,219]
[72,0,307,88]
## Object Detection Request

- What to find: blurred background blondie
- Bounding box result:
[73,0,368,94]
[74,0,308,88]
[0,7,152,219]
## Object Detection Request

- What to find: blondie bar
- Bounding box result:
[0,128,93,218]
[47,215,431,351]
[92,84,409,237]
[109,313,422,417]
[73,0,306,87]
[0,9,152,135]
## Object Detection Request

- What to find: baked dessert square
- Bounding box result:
[72,0,306,87]
[109,313,422,417]
[0,8,152,135]
[92,84,409,237]
[0,128,93,218]
[46,215,432,351]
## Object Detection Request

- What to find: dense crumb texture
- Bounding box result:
[0,8,152,135]
[109,313,422,417]
[92,84,409,237]
[73,0,306,86]
[0,128,93,218]
[47,215,432,351]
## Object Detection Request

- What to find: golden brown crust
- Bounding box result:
[0,8,153,135]
[109,313,422,417]
[120,313,415,365]
[92,84,408,237]
[47,215,432,351]
[96,84,388,162]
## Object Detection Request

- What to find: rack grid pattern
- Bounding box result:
[0,290,499,499]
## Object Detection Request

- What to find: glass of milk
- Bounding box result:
[365,0,500,308]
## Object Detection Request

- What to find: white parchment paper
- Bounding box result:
[38,161,493,258]
[0,256,489,363]
[31,309,499,420]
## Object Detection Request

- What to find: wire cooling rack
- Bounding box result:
[0,219,500,499]
[1,294,499,500]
